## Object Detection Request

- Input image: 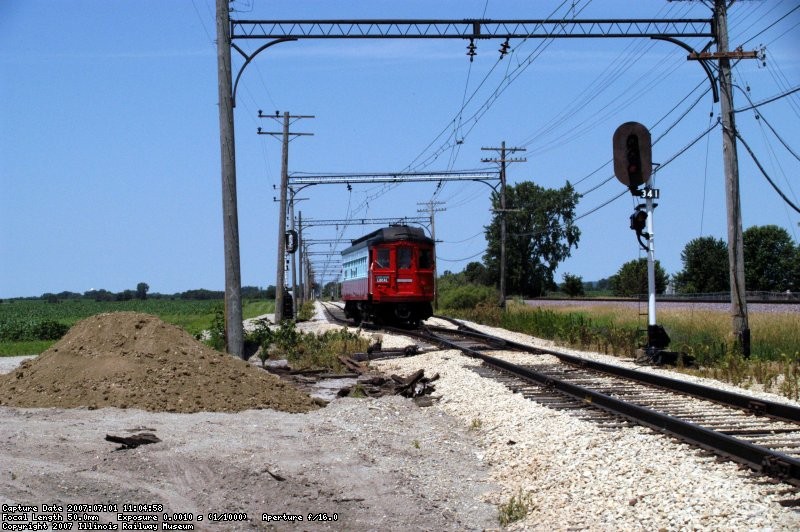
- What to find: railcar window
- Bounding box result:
[376,248,390,269]
[419,248,433,269]
[398,247,412,269]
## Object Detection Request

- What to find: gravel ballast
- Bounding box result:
[372,323,800,530]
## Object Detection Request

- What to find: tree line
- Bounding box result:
[450,181,800,299]
[27,284,279,303]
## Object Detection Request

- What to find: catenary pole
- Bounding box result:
[298,210,304,305]
[715,0,750,357]
[289,189,298,309]
[257,112,313,322]
[417,201,446,310]
[276,112,290,322]
[215,0,243,358]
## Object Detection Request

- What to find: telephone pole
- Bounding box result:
[482,142,526,308]
[258,111,314,322]
[417,200,446,310]
[216,0,243,358]
[714,0,750,357]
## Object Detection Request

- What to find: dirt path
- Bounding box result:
[0,398,496,530]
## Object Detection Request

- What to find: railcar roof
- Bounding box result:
[341,225,433,256]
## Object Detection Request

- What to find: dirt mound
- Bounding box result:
[0,312,318,413]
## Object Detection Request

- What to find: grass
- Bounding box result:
[445,300,800,399]
[0,340,53,357]
[0,298,276,356]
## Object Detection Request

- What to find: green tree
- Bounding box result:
[136,282,149,300]
[484,181,580,297]
[743,225,799,291]
[84,289,114,302]
[610,258,668,297]
[560,273,584,297]
[116,290,135,301]
[437,270,466,293]
[673,236,729,294]
[463,261,491,286]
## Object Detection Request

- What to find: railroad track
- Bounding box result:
[318,302,800,486]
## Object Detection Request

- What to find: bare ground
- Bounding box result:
[0,313,497,531]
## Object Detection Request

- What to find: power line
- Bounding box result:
[573,119,721,223]
[734,85,800,113]
[735,130,800,214]
[742,3,800,46]
[438,249,486,262]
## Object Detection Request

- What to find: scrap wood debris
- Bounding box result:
[391,369,439,398]
[332,369,440,403]
[105,432,161,450]
[337,355,367,374]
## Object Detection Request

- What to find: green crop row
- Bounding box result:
[0,298,276,355]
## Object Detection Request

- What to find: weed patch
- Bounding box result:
[246,321,369,372]
[498,490,534,526]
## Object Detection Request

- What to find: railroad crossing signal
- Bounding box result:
[613,122,652,190]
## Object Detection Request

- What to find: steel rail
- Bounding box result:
[421,326,800,486]
[317,304,800,483]
[429,322,800,424]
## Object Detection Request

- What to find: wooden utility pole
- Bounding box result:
[298,210,304,306]
[417,200,446,310]
[482,142,526,308]
[715,0,750,357]
[215,0,243,358]
[289,188,299,309]
[257,111,313,323]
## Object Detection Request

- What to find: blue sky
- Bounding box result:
[1,0,798,298]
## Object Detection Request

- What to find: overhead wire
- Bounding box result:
[750,109,800,163]
[438,249,486,263]
[575,79,711,198]
[732,79,799,220]
[729,0,784,44]
[740,3,800,46]
[735,130,800,214]
[402,0,582,175]
[571,118,721,224]
[500,116,719,247]
[699,98,715,236]
[518,0,688,153]
[345,0,583,224]
[432,1,716,241]
[734,85,800,113]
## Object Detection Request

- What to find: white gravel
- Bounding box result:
[368,315,800,530]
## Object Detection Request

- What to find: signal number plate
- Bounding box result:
[638,188,660,199]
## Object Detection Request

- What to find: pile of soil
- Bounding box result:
[0,312,318,413]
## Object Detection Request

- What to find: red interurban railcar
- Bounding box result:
[340,225,435,325]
